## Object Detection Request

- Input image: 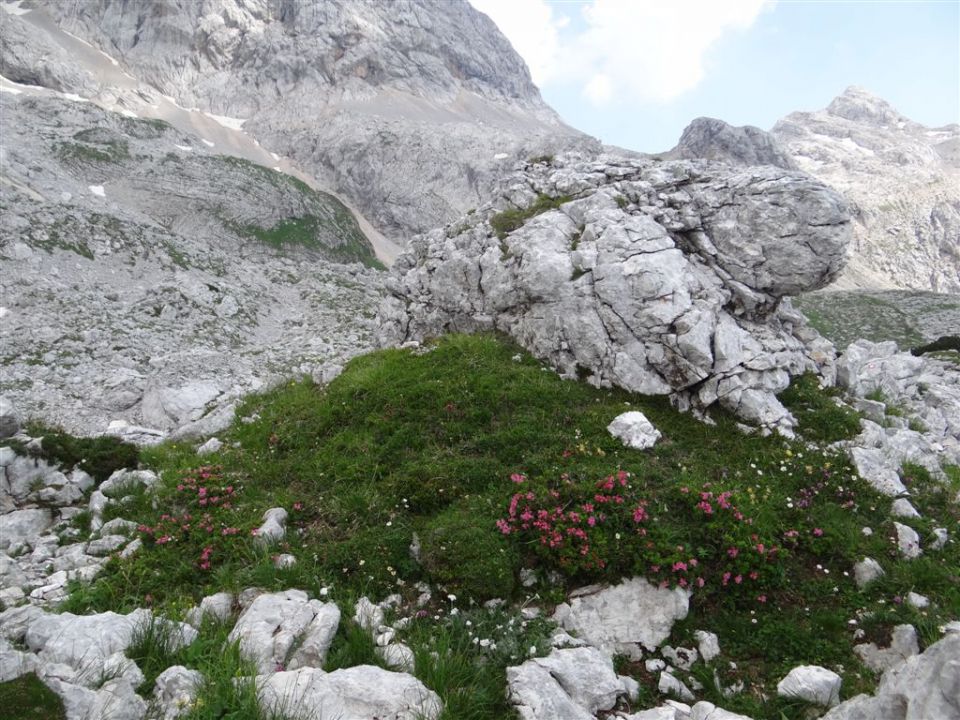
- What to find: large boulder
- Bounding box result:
[378,155,849,433]
[227,589,339,673]
[821,633,960,720]
[552,577,690,660]
[255,666,442,720]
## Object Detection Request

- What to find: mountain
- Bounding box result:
[670,88,960,293]
[33,0,597,240]
[0,90,383,437]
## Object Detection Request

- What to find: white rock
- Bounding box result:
[185,592,234,627]
[0,397,21,439]
[154,665,203,720]
[658,671,695,702]
[288,602,340,670]
[552,577,690,660]
[893,522,922,559]
[607,411,662,450]
[86,534,129,556]
[891,498,921,518]
[854,624,919,673]
[930,527,949,551]
[253,507,287,546]
[662,645,699,671]
[273,553,297,568]
[99,469,158,499]
[777,665,842,707]
[646,658,667,673]
[824,633,960,720]
[196,437,223,456]
[689,701,755,720]
[853,557,885,588]
[907,592,929,609]
[227,589,333,673]
[256,666,442,720]
[27,610,195,686]
[353,596,385,633]
[0,636,39,681]
[694,630,721,663]
[619,674,640,702]
[0,509,53,552]
[376,642,416,672]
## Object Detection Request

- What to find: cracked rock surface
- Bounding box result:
[378,154,850,432]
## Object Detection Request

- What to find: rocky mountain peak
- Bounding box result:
[826,85,910,127]
[40,0,552,117]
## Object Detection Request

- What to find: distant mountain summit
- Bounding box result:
[38,0,596,240]
[670,87,959,293]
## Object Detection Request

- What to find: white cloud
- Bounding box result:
[470,0,771,106]
[468,0,568,86]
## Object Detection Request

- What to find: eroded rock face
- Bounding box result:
[551,577,690,660]
[822,633,960,720]
[36,0,595,241]
[669,117,797,170]
[507,646,627,720]
[378,155,850,432]
[256,666,442,720]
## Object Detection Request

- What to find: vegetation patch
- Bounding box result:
[490,193,573,240]
[0,674,64,720]
[56,139,130,164]
[15,422,139,482]
[56,334,958,719]
[778,373,862,442]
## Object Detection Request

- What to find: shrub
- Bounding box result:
[489,194,572,240]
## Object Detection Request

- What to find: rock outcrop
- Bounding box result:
[669,88,959,293]
[34,0,596,241]
[669,117,797,170]
[378,154,850,432]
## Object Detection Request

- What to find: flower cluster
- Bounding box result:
[497,471,648,573]
[137,465,249,571]
[499,470,784,600]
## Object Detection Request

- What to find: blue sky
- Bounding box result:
[470,0,960,152]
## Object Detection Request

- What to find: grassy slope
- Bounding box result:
[15,334,960,719]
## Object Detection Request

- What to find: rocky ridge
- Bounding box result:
[378,153,849,433]
[0,90,382,438]
[33,0,597,240]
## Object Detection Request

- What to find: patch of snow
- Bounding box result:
[494,153,509,160]
[273,167,282,171]
[201,139,215,148]
[89,185,106,198]
[839,137,875,156]
[1,1,31,16]
[61,93,89,104]
[118,108,138,118]
[175,145,193,152]
[204,112,247,131]
[270,152,280,160]
[0,84,22,95]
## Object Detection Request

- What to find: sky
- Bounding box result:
[468,0,960,153]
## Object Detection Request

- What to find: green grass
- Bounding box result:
[490,193,573,240]
[56,139,130,164]
[0,674,64,720]
[51,334,960,719]
[778,373,862,443]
